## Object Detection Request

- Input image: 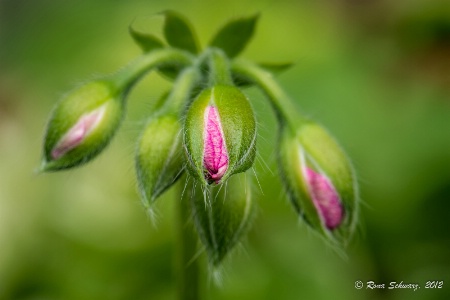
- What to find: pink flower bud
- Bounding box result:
[304,167,344,230]
[203,105,229,184]
[184,85,256,185]
[41,80,124,171]
[278,121,358,244]
[51,105,106,160]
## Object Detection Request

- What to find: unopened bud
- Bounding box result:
[41,80,124,171]
[190,172,255,266]
[135,113,183,206]
[278,121,358,244]
[184,85,256,185]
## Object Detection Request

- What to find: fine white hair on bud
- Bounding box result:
[278,121,358,245]
[184,85,256,185]
[41,80,124,172]
[135,113,184,206]
[39,11,363,283]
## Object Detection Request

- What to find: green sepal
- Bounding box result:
[190,172,255,266]
[184,85,257,185]
[232,62,294,87]
[41,80,124,172]
[278,127,324,234]
[135,113,184,206]
[162,10,200,54]
[209,13,259,58]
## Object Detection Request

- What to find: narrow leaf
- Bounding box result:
[210,14,259,58]
[162,10,199,53]
[259,62,294,74]
[129,26,164,53]
[128,25,185,81]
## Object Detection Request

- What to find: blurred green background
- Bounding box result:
[1,0,450,299]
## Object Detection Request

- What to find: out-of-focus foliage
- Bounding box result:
[0,0,449,299]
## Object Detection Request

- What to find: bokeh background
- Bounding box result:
[1,0,450,299]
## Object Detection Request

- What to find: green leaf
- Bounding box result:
[162,10,199,54]
[210,13,259,58]
[259,62,294,74]
[129,26,164,53]
[128,25,186,81]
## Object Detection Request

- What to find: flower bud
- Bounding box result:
[135,113,183,206]
[41,80,124,171]
[184,85,256,185]
[278,121,358,244]
[190,172,255,266]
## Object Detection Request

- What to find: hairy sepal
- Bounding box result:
[136,113,184,206]
[42,81,123,171]
[191,172,255,266]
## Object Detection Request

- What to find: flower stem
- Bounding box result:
[208,48,233,86]
[111,48,194,93]
[165,66,201,114]
[231,59,306,129]
[176,177,202,300]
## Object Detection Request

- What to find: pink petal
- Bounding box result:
[203,105,228,184]
[51,106,105,160]
[305,167,343,230]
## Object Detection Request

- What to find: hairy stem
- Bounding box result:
[208,48,233,86]
[165,66,201,114]
[176,177,202,300]
[112,48,194,93]
[231,59,305,129]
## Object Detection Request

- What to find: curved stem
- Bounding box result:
[176,177,202,300]
[207,48,233,86]
[231,59,306,129]
[111,48,194,94]
[165,66,201,114]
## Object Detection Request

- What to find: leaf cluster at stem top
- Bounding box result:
[129,10,293,85]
